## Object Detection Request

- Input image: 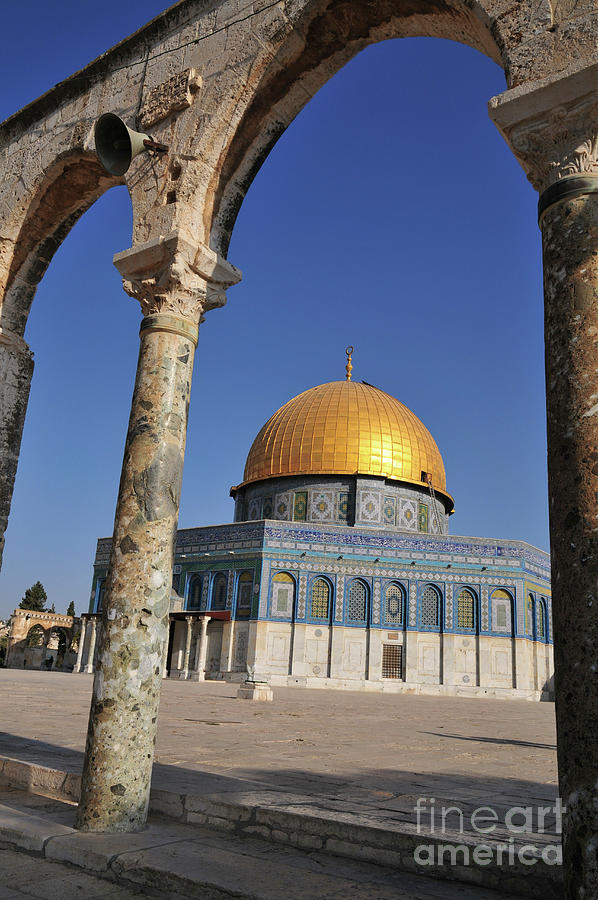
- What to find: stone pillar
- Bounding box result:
[491,65,598,898]
[76,233,240,833]
[193,615,211,681]
[181,616,194,679]
[0,330,34,571]
[83,617,97,674]
[73,618,87,673]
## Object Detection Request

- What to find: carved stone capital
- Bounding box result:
[490,63,598,193]
[113,232,242,327]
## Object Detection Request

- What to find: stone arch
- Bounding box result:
[1,150,123,338]
[25,623,46,648]
[204,0,553,254]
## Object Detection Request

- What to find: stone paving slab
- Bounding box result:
[0,787,538,899]
[0,848,152,898]
[0,671,562,897]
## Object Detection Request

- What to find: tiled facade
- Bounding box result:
[89,519,553,699]
[232,475,449,535]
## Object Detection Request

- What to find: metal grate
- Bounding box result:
[385,583,404,625]
[347,580,367,621]
[311,578,330,619]
[382,644,403,679]
[457,589,475,629]
[421,586,440,627]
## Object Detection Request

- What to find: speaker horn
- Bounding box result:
[94,113,168,176]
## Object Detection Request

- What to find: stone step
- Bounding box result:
[0,785,531,900]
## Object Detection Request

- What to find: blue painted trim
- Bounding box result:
[381,579,407,629]
[343,577,371,627]
[417,582,444,632]
[305,573,335,624]
[267,570,297,621]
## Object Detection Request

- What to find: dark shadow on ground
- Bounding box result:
[0,732,561,840]
[420,732,556,751]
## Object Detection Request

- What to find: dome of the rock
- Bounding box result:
[238,379,453,510]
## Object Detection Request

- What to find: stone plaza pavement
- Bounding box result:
[0,671,560,897]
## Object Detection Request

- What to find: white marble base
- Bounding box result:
[237,682,273,701]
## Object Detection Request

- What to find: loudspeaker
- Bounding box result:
[94,113,152,176]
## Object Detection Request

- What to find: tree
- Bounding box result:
[19,582,47,611]
[66,601,75,617]
[48,603,55,613]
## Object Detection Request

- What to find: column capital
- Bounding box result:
[113,232,242,328]
[490,62,598,196]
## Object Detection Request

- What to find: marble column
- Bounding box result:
[76,233,240,833]
[73,619,87,673]
[491,66,598,898]
[181,616,194,679]
[0,330,34,571]
[193,615,211,681]
[83,617,97,674]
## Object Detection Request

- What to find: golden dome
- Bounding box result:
[238,380,453,510]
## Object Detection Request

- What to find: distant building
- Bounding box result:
[85,355,553,699]
[5,610,79,670]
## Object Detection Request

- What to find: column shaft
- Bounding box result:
[194,616,210,681]
[84,618,97,674]
[73,619,87,673]
[541,189,598,898]
[181,617,193,678]
[76,313,196,832]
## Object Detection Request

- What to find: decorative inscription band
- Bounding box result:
[538,175,598,225]
[140,313,199,345]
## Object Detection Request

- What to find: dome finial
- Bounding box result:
[345,346,354,382]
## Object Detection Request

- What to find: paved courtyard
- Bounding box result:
[0,670,558,843]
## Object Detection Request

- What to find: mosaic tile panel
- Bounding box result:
[262,496,274,519]
[309,491,334,522]
[247,498,261,521]
[383,496,396,528]
[418,502,429,533]
[297,575,307,619]
[336,575,344,621]
[409,583,417,626]
[226,571,234,610]
[293,491,307,522]
[516,580,525,634]
[398,499,418,531]
[372,578,381,625]
[274,492,291,521]
[445,584,453,629]
[481,586,489,631]
[201,578,209,611]
[338,491,351,523]
[359,490,381,523]
[259,561,270,617]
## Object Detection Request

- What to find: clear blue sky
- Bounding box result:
[0,1,548,619]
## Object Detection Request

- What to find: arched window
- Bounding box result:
[491,589,512,633]
[187,574,202,610]
[237,571,253,611]
[347,579,368,623]
[456,588,476,630]
[271,571,295,618]
[95,579,106,613]
[526,594,534,636]
[212,573,227,611]
[385,582,405,626]
[420,585,441,629]
[310,578,331,620]
[537,599,546,640]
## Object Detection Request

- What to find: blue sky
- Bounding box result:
[0,2,548,619]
